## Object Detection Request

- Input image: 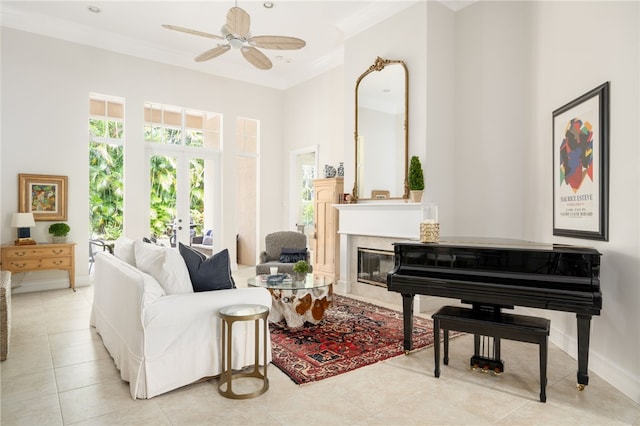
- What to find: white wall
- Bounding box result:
[282,65,345,228]
[1,28,285,287]
[530,0,640,403]
[454,1,533,238]
[453,1,640,403]
[426,1,456,236]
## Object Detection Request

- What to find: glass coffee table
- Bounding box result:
[248,274,333,328]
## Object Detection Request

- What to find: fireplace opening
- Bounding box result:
[357,248,394,287]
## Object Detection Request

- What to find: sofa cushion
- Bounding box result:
[114,237,136,266]
[141,272,166,308]
[279,248,307,263]
[134,240,193,295]
[179,243,236,292]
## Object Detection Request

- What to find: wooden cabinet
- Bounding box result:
[1,243,76,291]
[312,178,343,282]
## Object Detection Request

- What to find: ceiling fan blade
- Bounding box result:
[241,46,272,70]
[195,45,231,62]
[162,24,223,40]
[249,35,306,50]
[226,7,251,38]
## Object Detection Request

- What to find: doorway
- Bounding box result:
[147,149,219,248]
[289,146,318,234]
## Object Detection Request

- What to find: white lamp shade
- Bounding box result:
[11,212,36,228]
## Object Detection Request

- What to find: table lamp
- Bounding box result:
[11,212,36,244]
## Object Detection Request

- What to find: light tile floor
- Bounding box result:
[1,266,639,425]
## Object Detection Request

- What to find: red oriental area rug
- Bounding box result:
[269,294,445,385]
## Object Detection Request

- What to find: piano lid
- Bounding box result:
[394,236,599,254]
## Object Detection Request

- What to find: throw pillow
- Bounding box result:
[179,243,236,292]
[114,237,136,266]
[279,248,307,263]
[134,240,193,295]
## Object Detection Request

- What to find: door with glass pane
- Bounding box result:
[145,103,221,249]
[148,150,218,247]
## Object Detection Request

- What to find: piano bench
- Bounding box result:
[432,305,550,403]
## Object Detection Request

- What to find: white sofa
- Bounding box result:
[90,239,272,399]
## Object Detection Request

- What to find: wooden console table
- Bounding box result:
[1,242,76,291]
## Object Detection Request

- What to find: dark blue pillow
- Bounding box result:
[279,248,307,263]
[178,243,236,292]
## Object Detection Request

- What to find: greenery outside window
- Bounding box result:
[89,94,125,241]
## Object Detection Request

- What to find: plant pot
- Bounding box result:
[52,236,67,243]
[409,190,423,203]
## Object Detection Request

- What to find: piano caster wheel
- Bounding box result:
[470,364,479,371]
[493,368,502,376]
[577,383,586,391]
[481,366,489,374]
[404,350,410,355]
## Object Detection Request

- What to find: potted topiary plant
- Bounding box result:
[49,223,70,243]
[292,260,310,281]
[408,155,425,203]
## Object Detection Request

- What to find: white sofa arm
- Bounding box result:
[92,252,153,398]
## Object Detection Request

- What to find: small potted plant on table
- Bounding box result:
[292,260,310,281]
[49,223,70,243]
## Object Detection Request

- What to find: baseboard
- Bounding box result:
[549,323,640,405]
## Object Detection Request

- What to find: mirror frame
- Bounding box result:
[353,56,409,201]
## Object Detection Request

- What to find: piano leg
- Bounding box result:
[401,293,415,353]
[576,314,592,390]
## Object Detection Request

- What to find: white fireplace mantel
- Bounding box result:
[334,202,422,295]
[335,202,423,239]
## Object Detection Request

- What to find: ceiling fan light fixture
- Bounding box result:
[229,38,244,49]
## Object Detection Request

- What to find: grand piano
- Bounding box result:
[387,237,602,389]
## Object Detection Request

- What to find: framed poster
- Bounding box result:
[18,174,68,221]
[552,82,609,241]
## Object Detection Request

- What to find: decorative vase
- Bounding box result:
[324,165,336,178]
[52,236,67,243]
[337,162,344,177]
[409,190,423,203]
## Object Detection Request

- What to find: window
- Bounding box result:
[89,94,125,240]
[144,103,221,149]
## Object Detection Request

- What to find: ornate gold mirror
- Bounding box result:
[353,57,408,201]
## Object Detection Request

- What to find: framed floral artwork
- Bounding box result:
[18,173,68,221]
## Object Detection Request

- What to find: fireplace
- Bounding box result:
[357,248,394,287]
[334,202,425,310]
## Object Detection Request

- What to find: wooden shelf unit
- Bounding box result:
[312,177,343,282]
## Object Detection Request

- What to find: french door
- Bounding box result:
[147,146,220,248]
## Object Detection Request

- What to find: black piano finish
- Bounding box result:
[387,238,602,388]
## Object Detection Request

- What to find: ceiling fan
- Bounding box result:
[163,4,306,70]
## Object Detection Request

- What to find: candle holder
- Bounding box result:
[420,222,440,243]
[420,203,439,243]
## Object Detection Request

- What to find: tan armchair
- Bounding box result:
[255,231,312,275]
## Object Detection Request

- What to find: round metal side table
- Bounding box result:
[218,304,270,399]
